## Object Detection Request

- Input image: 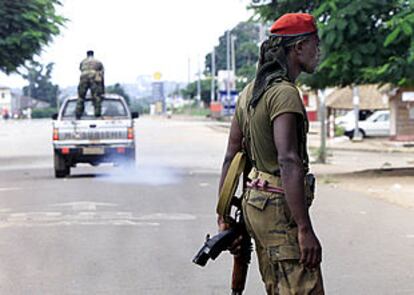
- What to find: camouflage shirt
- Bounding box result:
[79,57,104,80]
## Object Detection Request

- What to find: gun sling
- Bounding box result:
[216,152,246,221]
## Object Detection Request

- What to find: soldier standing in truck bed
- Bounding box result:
[76,50,105,119]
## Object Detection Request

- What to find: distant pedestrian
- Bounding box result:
[76,50,105,119]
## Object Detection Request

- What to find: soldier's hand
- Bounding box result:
[217,215,243,256]
[298,227,322,269]
[228,235,244,256]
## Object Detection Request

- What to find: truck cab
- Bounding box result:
[52,94,138,178]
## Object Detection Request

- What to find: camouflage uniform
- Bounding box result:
[235,81,324,295]
[76,56,105,118]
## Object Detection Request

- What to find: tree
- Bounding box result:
[22,61,60,107]
[251,1,414,89]
[0,0,66,74]
[106,83,131,105]
[366,1,414,86]
[181,78,215,106]
[205,21,261,90]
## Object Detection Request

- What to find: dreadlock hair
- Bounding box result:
[250,33,314,108]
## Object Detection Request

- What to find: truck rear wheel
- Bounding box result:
[54,152,70,178]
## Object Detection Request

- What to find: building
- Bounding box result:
[389,88,414,141]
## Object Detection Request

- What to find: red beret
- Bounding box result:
[270,13,317,37]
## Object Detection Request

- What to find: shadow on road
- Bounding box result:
[340,167,414,178]
[67,173,110,179]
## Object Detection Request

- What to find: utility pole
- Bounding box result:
[259,22,266,43]
[318,89,327,163]
[231,35,236,74]
[196,57,201,102]
[352,85,362,141]
[226,30,231,102]
[211,47,216,102]
[187,57,191,86]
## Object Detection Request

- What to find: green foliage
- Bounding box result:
[173,101,211,117]
[106,83,131,105]
[0,0,66,74]
[372,0,414,86]
[335,125,345,137]
[251,0,414,88]
[31,107,57,119]
[181,77,215,106]
[250,1,319,21]
[22,61,60,107]
[205,21,261,83]
[130,98,151,114]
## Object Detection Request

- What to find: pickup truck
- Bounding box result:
[52,94,139,178]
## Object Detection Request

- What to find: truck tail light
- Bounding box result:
[127,127,134,139]
[53,128,59,140]
[61,147,70,154]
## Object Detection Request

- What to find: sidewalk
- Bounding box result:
[309,122,414,154]
[208,118,414,209]
[212,119,414,154]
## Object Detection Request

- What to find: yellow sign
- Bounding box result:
[153,72,162,81]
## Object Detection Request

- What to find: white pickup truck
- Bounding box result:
[52,94,139,178]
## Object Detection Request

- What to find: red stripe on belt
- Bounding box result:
[246,179,284,194]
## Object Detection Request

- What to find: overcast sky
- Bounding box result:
[1,0,253,88]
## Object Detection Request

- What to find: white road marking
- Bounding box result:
[359,211,367,215]
[138,213,197,221]
[0,187,22,192]
[199,182,210,187]
[0,209,186,227]
[0,221,160,228]
[406,234,414,239]
[50,201,118,211]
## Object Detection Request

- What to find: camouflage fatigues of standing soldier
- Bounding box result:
[76,50,105,119]
[219,13,324,294]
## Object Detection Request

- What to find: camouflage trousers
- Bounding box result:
[76,76,104,117]
[242,189,324,295]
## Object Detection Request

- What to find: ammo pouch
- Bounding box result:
[304,173,316,207]
[94,72,103,82]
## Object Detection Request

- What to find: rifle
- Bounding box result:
[193,152,252,294]
[192,197,251,294]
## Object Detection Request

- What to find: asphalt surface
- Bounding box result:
[0,117,413,294]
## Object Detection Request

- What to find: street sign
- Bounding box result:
[153,72,162,81]
[219,90,238,116]
[250,0,272,6]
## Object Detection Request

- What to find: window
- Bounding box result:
[62,98,128,120]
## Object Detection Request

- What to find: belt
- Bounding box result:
[248,167,280,186]
[246,179,284,194]
[247,167,284,194]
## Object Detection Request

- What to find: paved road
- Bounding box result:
[0,117,413,294]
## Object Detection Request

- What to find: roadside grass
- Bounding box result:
[173,103,210,117]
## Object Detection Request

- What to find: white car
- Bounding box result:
[343,110,390,139]
[336,110,373,127]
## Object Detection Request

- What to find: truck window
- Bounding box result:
[61,99,128,120]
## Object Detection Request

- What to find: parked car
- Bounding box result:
[335,110,373,127]
[343,110,390,139]
[51,94,139,178]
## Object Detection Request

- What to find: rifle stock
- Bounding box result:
[231,225,252,294]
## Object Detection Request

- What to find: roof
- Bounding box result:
[66,93,124,101]
[326,84,390,110]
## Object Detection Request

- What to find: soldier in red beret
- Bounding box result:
[218,13,324,294]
